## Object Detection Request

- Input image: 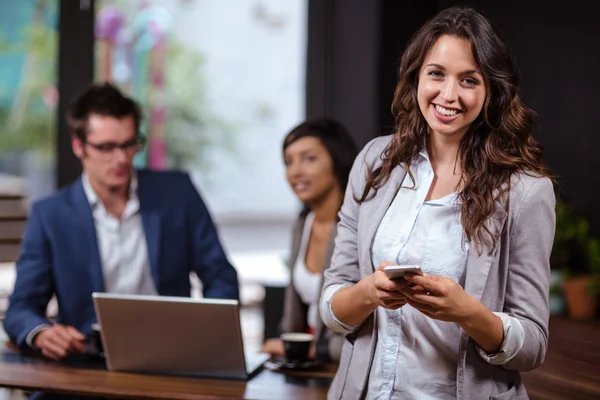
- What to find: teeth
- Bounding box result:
[435,105,458,116]
[294,183,308,191]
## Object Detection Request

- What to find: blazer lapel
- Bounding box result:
[70,179,105,293]
[316,222,338,341]
[287,213,306,270]
[138,175,162,288]
[361,166,407,272]
[459,195,509,399]
[323,222,338,272]
[464,197,508,302]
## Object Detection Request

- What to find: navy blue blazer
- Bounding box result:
[3,170,239,347]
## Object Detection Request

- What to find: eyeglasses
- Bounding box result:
[82,137,146,160]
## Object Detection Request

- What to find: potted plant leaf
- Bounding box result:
[554,202,600,320]
[549,202,583,315]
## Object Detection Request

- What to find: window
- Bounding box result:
[94,0,307,255]
[0,0,58,203]
[95,1,308,348]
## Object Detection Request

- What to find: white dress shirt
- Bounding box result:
[321,150,525,399]
[26,172,156,346]
[82,172,156,296]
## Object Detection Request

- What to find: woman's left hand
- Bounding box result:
[399,273,476,323]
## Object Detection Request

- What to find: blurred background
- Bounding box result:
[0,1,599,398]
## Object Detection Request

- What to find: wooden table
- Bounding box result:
[1,317,597,399]
[0,343,336,399]
[522,317,600,400]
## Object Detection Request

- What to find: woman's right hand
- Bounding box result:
[361,262,413,310]
[330,262,418,327]
[260,338,286,357]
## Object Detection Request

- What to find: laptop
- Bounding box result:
[92,292,269,380]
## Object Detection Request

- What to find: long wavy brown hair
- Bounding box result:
[358,7,552,250]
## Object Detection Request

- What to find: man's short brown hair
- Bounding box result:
[67,82,142,140]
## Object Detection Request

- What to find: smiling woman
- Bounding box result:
[320,6,556,400]
[417,36,486,139]
[260,118,357,363]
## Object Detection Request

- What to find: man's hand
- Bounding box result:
[33,324,87,360]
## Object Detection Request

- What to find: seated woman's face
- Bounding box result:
[284,136,338,205]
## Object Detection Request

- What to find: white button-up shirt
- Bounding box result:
[83,172,156,295]
[26,172,156,346]
[321,151,525,399]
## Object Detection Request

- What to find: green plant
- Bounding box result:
[585,237,600,296]
[96,0,238,180]
[0,0,57,160]
[161,39,237,173]
[551,202,589,270]
[553,201,600,296]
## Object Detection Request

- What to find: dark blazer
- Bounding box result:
[280,211,344,362]
[4,170,239,347]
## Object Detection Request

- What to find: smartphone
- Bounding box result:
[383,265,423,280]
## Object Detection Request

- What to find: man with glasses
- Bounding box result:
[3,83,239,361]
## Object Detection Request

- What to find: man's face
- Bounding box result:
[72,114,140,191]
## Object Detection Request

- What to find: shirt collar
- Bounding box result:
[82,170,138,208]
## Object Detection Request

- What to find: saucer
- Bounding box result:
[265,357,322,370]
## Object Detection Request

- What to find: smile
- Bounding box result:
[432,104,462,122]
[293,182,309,191]
[434,104,461,116]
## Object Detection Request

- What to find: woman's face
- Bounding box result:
[417,35,487,140]
[284,136,339,205]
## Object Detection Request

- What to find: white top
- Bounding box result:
[26,172,156,346]
[321,150,525,399]
[368,151,466,399]
[292,212,321,331]
[82,172,156,295]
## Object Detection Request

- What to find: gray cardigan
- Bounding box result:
[321,136,556,399]
[280,212,344,362]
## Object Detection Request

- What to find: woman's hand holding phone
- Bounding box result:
[399,273,476,323]
[362,263,414,310]
[331,262,426,327]
[383,264,423,280]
